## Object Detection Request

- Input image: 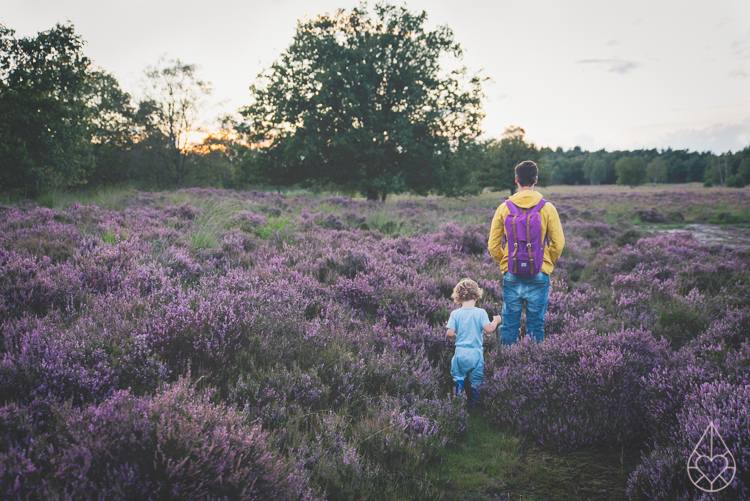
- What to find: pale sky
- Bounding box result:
[2,0,749,153]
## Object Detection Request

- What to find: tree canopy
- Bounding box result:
[615,156,647,188]
[142,57,212,186]
[475,127,542,195]
[0,23,95,196]
[238,2,484,200]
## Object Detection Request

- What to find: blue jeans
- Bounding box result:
[500,271,550,345]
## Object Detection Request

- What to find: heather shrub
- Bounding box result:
[230,210,267,232]
[680,260,750,296]
[0,250,84,322]
[627,381,750,500]
[0,207,82,264]
[335,266,447,327]
[435,221,488,256]
[160,245,204,282]
[280,394,465,501]
[0,318,120,406]
[0,400,56,500]
[650,289,710,348]
[641,308,750,445]
[564,218,618,247]
[228,364,329,430]
[482,328,670,450]
[42,381,318,500]
[3,187,750,498]
[138,270,325,380]
[545,280,611,335]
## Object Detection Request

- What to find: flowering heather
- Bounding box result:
[1,380,318,500]
[1,186,749,499]
[482,327,670,450]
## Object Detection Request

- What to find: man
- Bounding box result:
[488,161,565,345]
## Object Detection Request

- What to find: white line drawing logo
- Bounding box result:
[687,421,736,493]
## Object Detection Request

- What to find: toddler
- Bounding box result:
[446,278,502,407]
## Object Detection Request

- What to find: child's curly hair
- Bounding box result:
[451,278,483,303]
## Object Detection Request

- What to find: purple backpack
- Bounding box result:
[504,199,547,276]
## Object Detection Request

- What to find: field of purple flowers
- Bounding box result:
[1,185,749,500]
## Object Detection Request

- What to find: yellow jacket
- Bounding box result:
[488,190,565,275]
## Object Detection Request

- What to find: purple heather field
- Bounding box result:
[1,186,749,500]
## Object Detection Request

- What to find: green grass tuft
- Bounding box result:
[438,413,639,500]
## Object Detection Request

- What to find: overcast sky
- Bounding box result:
[2,0,749,153]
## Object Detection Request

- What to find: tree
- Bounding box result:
[546,146,587,185]
[738,156,750,185]
[0,23,94,196]
[239,2,484,201]
[475,127,541,195]
[142,56,212,186]
[615,156,646,188]
[646,157,668,185]
[583,151,607,185]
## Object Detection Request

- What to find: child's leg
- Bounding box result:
[467,354,485,407]
[467,355,484,390]
[450,354,466,396]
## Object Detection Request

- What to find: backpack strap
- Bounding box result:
[505,200,521,273]
[526,207,534,271]
[511,212,519,273]
[529,199,547,214]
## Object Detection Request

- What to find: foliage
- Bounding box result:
[583,151,608,185]
[0,380,318,500]
[615,156,647,188]
[475,126,543,195]
[141,56,213,186]
[0,23,97,196]
[238,2,484,200]
[646,157,668,185]
[2,185,750,498]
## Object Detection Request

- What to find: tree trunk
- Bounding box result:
[380,191,387,202]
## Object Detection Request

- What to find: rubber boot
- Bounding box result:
[471,387,481,408]
[455,380,464,398]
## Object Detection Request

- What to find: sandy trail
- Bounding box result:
[648,224,750,250]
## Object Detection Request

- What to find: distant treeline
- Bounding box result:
[2,20,749,200]
[540,145,749,188]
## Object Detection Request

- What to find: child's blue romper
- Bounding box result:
[447,307,489,389]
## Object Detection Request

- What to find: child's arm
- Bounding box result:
[446,329,457,342]
[482,315,502,333]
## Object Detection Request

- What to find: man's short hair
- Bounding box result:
[515,161,538,187]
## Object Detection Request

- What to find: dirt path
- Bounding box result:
[647,224,750,250]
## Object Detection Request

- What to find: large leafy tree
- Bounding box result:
[239,2,484,200]
[141,57,212,186]
[646,156,669,185]
[0,23,138,195]
[615,156,646,188]
[0,23,94,196]
[583,151,608,185]
[475,126,542,195]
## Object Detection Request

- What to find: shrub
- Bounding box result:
[3,381,320,500]
[482,328,670,450]
[627,381,750,500]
